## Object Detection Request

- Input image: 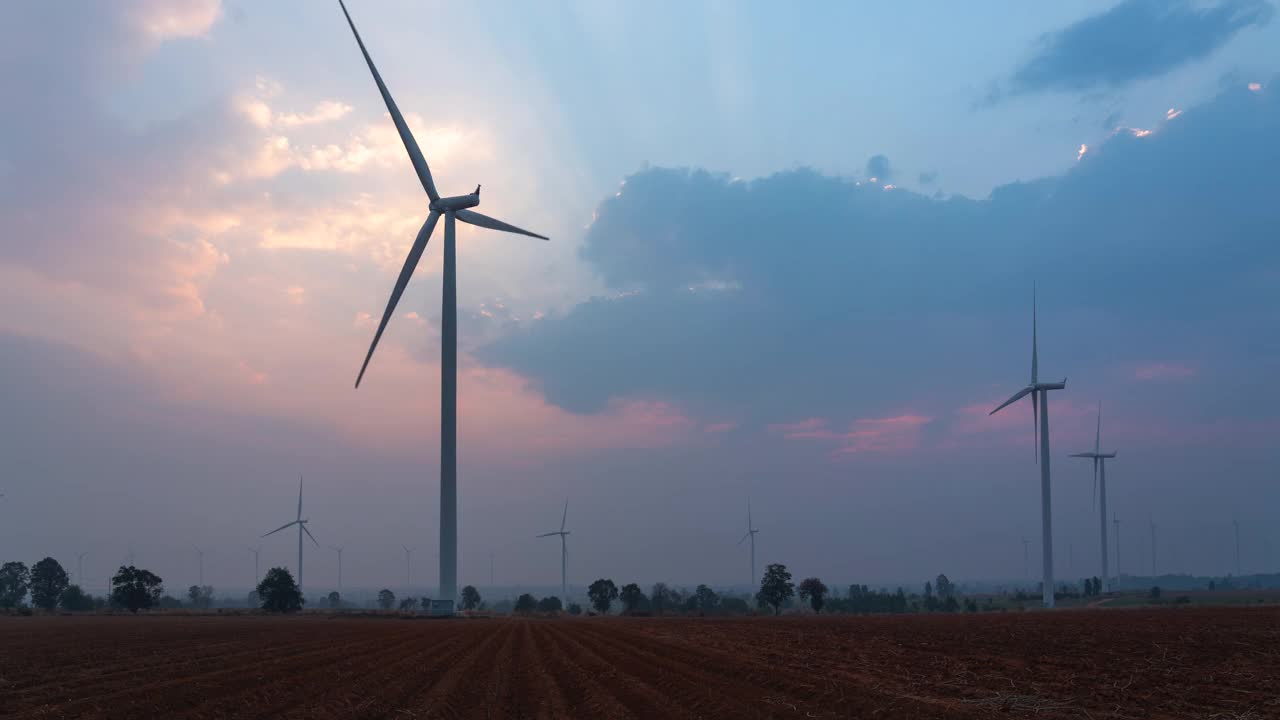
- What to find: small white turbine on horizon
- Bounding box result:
[1071,402,1117,591]
[991,288,1066,608]
[340,0,548,607]
[248,546,262,587]
[190,544,209,586]
[262,476,319,591]
[737,499,759,588]
[537,500,571,599]
[403,545,415,590]
[330,545,346,593]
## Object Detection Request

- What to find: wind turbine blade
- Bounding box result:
[337,0,440,201]
[561,499,568,532]
[1031,284,1038,384]
[455,209,549,240]
[303,524,320,546]
[355,212,440,388]
[748,498,753,530]
[536,532,559,538]
[989,386,1031,416]
[263,521,298,538]
[297,475,303,521]
[1095,401,1102,455]
[1092,458,1098,512]
[738,531,751,545]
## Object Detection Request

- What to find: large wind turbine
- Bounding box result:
[339,1,548,608]
[737,499,759,588]
[1071,402,1117,590]
[262,476,319,591]
[991,289,1066,608]
[402,545,415,590]
[249,547,261,586]
[537,500,571,599]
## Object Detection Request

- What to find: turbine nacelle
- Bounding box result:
[430,193,481,212]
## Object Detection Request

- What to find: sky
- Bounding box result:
[2,0,1278,598]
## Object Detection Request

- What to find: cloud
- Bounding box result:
[482,81,1280,454]
[1008,0,1273,96]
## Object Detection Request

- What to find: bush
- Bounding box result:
[256,567,303,613]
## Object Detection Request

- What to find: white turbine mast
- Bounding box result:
[537,500,571,599]
[190,544,208,586]
[1071,402,1117,590]
[990,287,1066,608]
[737,498,760,588]
[402,545,415,590]
[262,476,319,592]
[330,545,346,592]
[248,546,262,587]
[339,0,548,610]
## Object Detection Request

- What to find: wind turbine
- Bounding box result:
[330,545,345,592]
[402,545,415,590]
[537,500,571,599]
[190,544,208,586]
[991,288,1066,608]
[249,547,261,586]
[340,0,548,608]
[1149,515,1157,577]
[262,476,319,591]
[1233,517,1242,576]
[1071,402,1117,590]
[738,499,760,588]
[1113,514,1122,588]
[1022,537,1030,582]
[75,552,89,586]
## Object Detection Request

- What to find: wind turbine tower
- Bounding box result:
[1071,403,1117,590]
[537,500,571,599]
[330,545,345,592]
[262,476,319,591]
[738,499,760,588]
[991,289,1066,608]
[249,547,261,586]
[190,544,207,586]
[1150,516,1157,577]
[403,545,415,590]
[1233,518,1242,576]
[340,0,549,608]
[76,552,89,586]
[1113,514,1121,588]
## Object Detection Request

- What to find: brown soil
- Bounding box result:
[1,607,1277,719]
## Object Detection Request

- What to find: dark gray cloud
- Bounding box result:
[1010,0,1273,96]
[865,154,893,181]
[483,82,1280,434]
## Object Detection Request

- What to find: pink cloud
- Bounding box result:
[767,417,837,439]
[769,413,933,458]
[703,421,738,434]
[1134,363,1196,381]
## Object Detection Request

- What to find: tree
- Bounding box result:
[758,563,794,616]
[587,578,618,615]
[420,597,433,611]
[650,582,674,615]
[256,567,303,613]
[461,585,481,611]
[187,585,214,609]
[935,574,954,600]
[377,589,396,610]
[798,577,828,613]
[567,602,582,616]
[59,584,95,612]
[619,583,647,614]
[399,596,418,611]
[111,565,164,613]
[515,593,538,614]
[328,591,341,609]
[1150,586,1162,600]
[30,557,70,611]
[0,561,30,608]
[537,595,563,613]
[694,584,720,613]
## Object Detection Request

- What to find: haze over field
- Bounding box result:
[1,0,1278,593]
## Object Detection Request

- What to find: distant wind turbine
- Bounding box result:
[402,545,415,590]
[330,545,345,592]
[1113,514,1122,588]
[537,500,571,599]
[190,544,208,586]
[248,547,261,587]
[340,0,549,607]
[1022,537,1030,581]
[1149,515,1157,577]
[76,552,89,586]
[262,476,319,591]
[991,288,1066,608]
[738,499,760,588]
[1233,517,1242,576]
[1071,402,1117,590]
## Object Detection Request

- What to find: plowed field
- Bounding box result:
[2,608,1277,719]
